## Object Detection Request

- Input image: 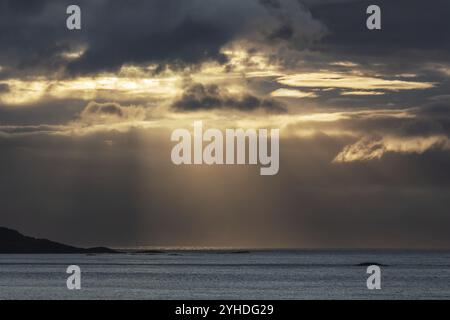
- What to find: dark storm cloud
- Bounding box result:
[259,0,282,10]
[66,0,236,74]
[5,0,47,15]
[0,0,321,76]
[1,0,449,77]
[0,0,77,76]
[268,24,294,41]
[0,0,237,75]
[172,82,286,112]
[259,0,294,41]
[305,0,450,66]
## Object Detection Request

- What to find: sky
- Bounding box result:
[0,0,449,249]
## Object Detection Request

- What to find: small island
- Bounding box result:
[356,262,388,267]
[0,226,117,254]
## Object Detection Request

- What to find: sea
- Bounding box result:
[0,250,449,299]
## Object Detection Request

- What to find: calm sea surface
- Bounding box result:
[0,251,449,299]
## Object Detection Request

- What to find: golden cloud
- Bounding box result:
[333,135,450,163]
[277,72,434,91]
[270,88,318,98]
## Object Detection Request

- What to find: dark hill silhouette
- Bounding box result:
[0,227,117,254]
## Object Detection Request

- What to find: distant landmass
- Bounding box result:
[0,226,117,254]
